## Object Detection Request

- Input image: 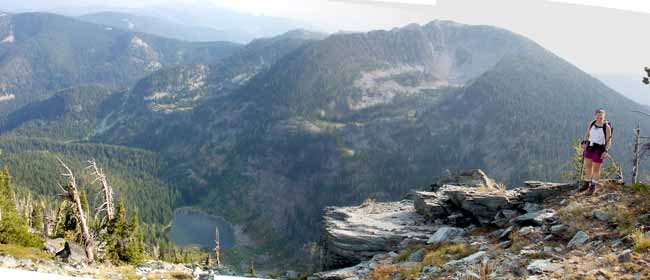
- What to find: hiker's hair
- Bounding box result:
[595,108,606,121]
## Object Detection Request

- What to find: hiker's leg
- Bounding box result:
[592,162,602,181]
[583,159,593,180]
[591,161,603,194]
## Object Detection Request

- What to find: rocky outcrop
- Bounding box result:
[316,173,646,280]
[413,180,573,227]
[321,170,575,270]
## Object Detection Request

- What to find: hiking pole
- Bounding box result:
[578,140,586,185]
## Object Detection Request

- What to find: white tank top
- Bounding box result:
[589,123,606,145]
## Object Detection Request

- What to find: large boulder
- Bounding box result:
[413,191,448,219]
[512,209,556,226]
[441,185,517,225]
[567,231,589,249]
[427,226,465,244]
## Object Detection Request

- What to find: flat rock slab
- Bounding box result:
[427,226,465,244]
[321,200,437,269]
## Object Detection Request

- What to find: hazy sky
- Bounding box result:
[216,0,650,17]
[2,0,649,75]
[210,0,650,75]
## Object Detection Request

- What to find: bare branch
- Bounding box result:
[56,158,94,262]
[86,159,114,221]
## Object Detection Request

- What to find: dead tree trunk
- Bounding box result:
[632,124,641,184]
[86,159,114,223]
[57,157,94,262]
[43,215,50,238]
[214,227,221,267]
[42,201,50,238]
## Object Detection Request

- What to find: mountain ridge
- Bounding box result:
[0,12,241,114]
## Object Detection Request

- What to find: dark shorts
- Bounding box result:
[584,144,606,163]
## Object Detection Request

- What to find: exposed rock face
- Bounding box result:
[320,200,438,269]
[414,179,572,227]
[321,170,575,270]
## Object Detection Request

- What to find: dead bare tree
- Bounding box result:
[633,124,641,184]
[214,227,221,267]
[86,159,114,223]
[56,157,94,262]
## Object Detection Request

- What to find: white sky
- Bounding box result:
[214,0,650,17]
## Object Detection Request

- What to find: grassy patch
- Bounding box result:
[0,243,51,261]
[421,243,475,267]
[97,265,140,280]
[606,203,637,234]
[146,272,193,280]
[632,229,650,254]
[399,263,423,280]
[556,200,590,232]
[394,245,424,263]
[369,264,399,280]
[464,262,493,280]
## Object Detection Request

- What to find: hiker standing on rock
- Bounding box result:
[580,108,612,195]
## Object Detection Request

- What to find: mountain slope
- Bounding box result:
[97,30,327,148]
[0,12,241,114]
[0,84,120,141]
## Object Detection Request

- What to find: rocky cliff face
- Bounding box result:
[317,171,650,279]
[319,170,575,271]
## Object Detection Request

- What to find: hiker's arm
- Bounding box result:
[605,124,612,151]
[600,124,612,160]
[583,122,591,146]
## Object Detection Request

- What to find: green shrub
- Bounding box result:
[0,167,44,248]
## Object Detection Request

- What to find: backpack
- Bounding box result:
[590,120,613,145]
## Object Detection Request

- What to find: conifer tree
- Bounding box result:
[249,260,256,276]
[31,203,43,232]
[104,200,145,264]
[124,209,145,264]
[0,166,42,247]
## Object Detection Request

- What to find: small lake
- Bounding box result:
[168,208,236,249]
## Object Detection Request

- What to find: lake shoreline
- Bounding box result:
[168,207,237,249]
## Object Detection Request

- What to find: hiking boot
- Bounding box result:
[584,183,596,196]
[578,180,590,192]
